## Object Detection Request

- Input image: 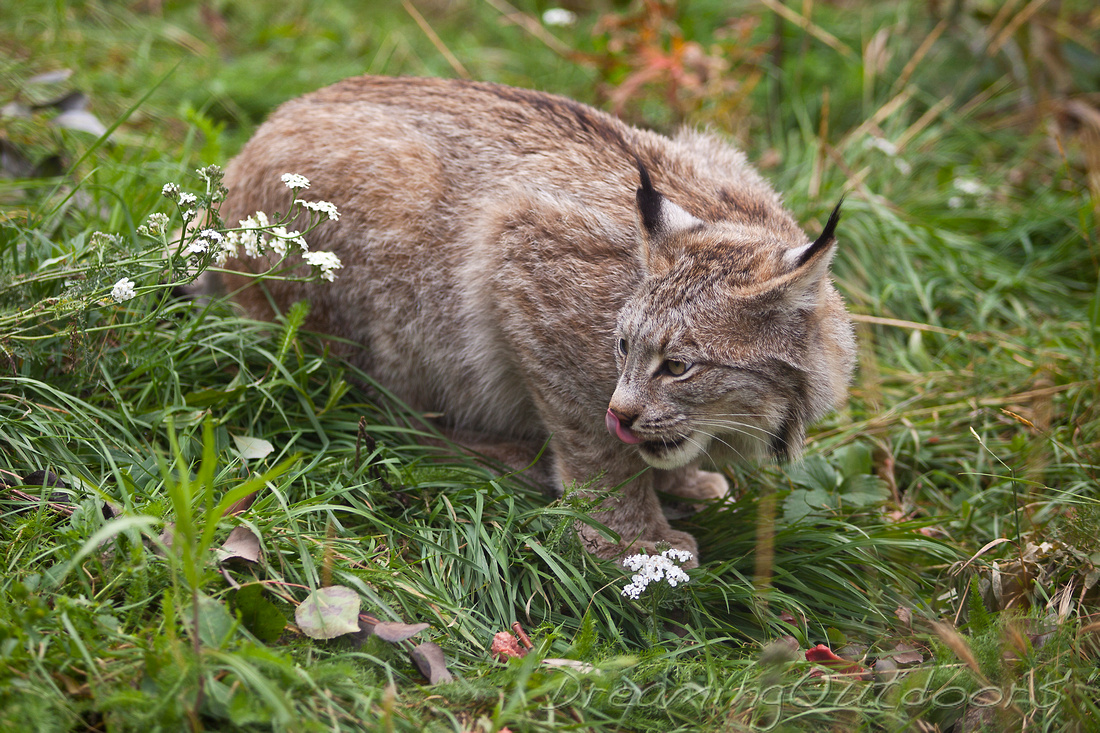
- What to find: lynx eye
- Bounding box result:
[663,359,691,377]
[617,338,629,356]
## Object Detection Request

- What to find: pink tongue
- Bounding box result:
[605,408,643,444]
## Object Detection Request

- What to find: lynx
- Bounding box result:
[216,76,856,565]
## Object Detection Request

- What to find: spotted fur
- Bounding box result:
[217,76,856,565]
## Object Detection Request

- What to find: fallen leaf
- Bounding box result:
[295,586,361,640]
[889,642,924,666]
[411,641,453,684]
[226,490,258,516]
[215,525,262,564]
[805,643,869,678]
[20,470,70,503]
[542,658,597,673]
[894,605,912,629]
[232,434,274,461]
[154,522,175,556]
[373,621,430,643]
[27,69,74,85]
[492,631,525,661]
[874,656,899,680]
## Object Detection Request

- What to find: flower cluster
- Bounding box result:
[280,173,310,190]
[217,173,343,277]
[947,177,991,209]
[137,212,169,237]
[621,548,693,599]
[124,170,345,302]
[111,277,136,303]
[303,250,343,281]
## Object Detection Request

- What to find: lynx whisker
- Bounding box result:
[692,418,781,444]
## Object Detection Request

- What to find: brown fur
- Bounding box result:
[217,76,856,565]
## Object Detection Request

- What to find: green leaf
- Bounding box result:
[233,585,286,643]
[834,442,874,478]
[782,488,835,524]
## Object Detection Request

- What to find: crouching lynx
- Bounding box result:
[217,76,856,565]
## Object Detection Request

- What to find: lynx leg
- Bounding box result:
[550,436,701,567]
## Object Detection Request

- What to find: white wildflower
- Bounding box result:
[178,192,197,206]
[268,227,289,256]
[161,182,180,200]
[303,250,343,281]
[186,229,223,257]
[281,173,310,190]
[948,196,964,209]
[198,228,223,245]
[234,213,274,258]
[865,137,898,156]
[542,7,577,26]
[138,212,170,237]
[953,178,988,195]
[269,226,307,256]
[111,277,136,303]
[196,164,222,182]
[213,235,238,266]
[620,548,693,599]
[301,199,340,221]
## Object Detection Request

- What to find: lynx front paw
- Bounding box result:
[663,469,729,503]
[579,525,700,569]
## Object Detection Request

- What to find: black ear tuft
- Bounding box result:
[635,158,663,235]
[797,198,844,268]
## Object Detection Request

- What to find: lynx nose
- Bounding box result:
[606,407,643,444]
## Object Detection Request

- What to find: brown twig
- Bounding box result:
[511,621,533,650]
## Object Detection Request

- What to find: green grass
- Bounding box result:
[2,0,1099,730]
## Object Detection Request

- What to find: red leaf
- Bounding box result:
[805,643,869,678]
[491,631,525,661]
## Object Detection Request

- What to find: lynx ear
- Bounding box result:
[636,160,702,274]
[784,200,842,273]
[781,200,843,307]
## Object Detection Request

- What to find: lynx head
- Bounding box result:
[605,164,855,470]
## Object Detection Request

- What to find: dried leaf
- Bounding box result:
[295,586,361,640]
[232,434,274,461]
[226,490,258,516]
[888,642,924,666]
[874,656,899,681]
[410,641,453,684]
[45,91,107,137]
[542,658,596,673]
[373,621,430,643]
[154,522,175,556]
[805,643,869,678]
[492,631,525,661]
[215,525,262,564]
[27,69,73,85]
[894,605,912,629]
